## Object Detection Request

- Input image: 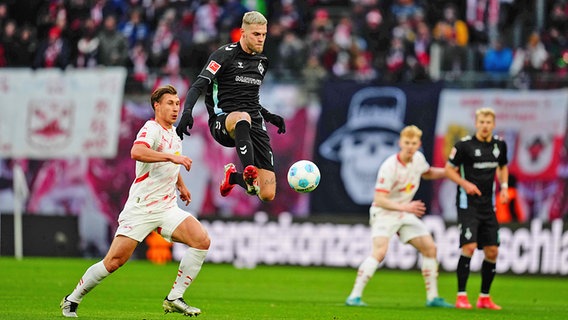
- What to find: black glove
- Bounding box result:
[176,109,194,140]
[261,108,286,134]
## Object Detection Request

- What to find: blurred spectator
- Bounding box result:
[543,26,567,68]
[193,0,221,44]
[510,31,549,77]
[359,9,390,73]
[433,3,469,73]
[1,19,18,66]
[483,37,513,87]
[333,16,353,50]
[302,54,327,98]
[33,26,70,69]
[10,25,37,67]
[350,45,377,81]
[390,0,423,21]
[410,21,431,80]
[264,21,285,75]
[0,3,9,30]
[548,1,568,33]
[306,8,334,59]
[218,0,249,42]
[277,1,303,34]
[465,0,490,45]
[384,35,408,82]
[120,7,149,49]
[97,15,128,66]
[129,41,149,89]
[278,31,307,78]
[149,16,174,68]
[75,18,99,68]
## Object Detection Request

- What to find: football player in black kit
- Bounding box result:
[445,107,509,310]
[176,11,286,201]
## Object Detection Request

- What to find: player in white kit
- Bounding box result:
[345,125,453,308]
[60,85,210,317]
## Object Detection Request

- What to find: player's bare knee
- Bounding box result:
[462,245,475,257]
[189,232,210,250]
[103,258,125,273]
[258,191,275,202]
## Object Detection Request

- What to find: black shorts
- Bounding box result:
[457,207,500,249]
[209,112,274,171]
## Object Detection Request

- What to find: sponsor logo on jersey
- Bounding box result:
[235,75,262,85]
[473,161,498,169]
[206,60,221,74]
[237,61,244,68]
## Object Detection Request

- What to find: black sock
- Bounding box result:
[229,172,246,189]
[480,260,496,294]
[457,255,472,292]
[234,120,254,168]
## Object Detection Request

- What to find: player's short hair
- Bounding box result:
[400,125,423,139]
[242,11,267,27]
[150,84,177,110]
[475,107,496,120]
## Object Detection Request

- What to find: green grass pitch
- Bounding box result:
[0,257,566,319]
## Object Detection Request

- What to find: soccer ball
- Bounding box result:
[287,160,320,193]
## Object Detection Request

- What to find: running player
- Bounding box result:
[345,125,453,308]
[60,85,210,317]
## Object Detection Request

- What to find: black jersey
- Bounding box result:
[197,42,268,119]
[448,134,508,210]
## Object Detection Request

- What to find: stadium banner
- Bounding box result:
[312,80,443,215]
[431,89,568,221]
[173,213,568,275]
[0,68,127,159]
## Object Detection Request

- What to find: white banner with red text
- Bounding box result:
[0,68,127,159]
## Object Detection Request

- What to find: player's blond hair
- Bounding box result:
[400,125,423,139]
[242,11,267,27]
[150,84,177,110]
[475,107,496,120]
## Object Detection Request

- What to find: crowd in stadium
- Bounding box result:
[0,0,567,89]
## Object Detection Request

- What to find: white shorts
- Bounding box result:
[369,207,430,243]
[115,202,192,242]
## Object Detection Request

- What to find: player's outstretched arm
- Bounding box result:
[374,192,426,216]
[421,167,446,180]
[131,144,192,171]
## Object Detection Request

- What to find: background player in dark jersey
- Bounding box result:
[444,107,509,310]
[176,11,285,202]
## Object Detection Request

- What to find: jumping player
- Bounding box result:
[176,11,285,201]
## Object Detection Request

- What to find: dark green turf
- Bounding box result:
[0,257,566,319]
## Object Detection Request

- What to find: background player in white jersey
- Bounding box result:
[60,85,210,318]
[345,125,453,308]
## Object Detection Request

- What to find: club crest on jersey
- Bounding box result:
[258,62,265,74]
[206,60,221,74]
[475,149,481,157]
[492,144,500,158]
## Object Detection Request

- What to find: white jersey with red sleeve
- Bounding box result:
[126,120,182,212]
[372,151,430,213]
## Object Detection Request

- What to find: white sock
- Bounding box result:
[167,247,208,300]
[348,256,379,299]
[68,261,110,303]
[422,257,439,301]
